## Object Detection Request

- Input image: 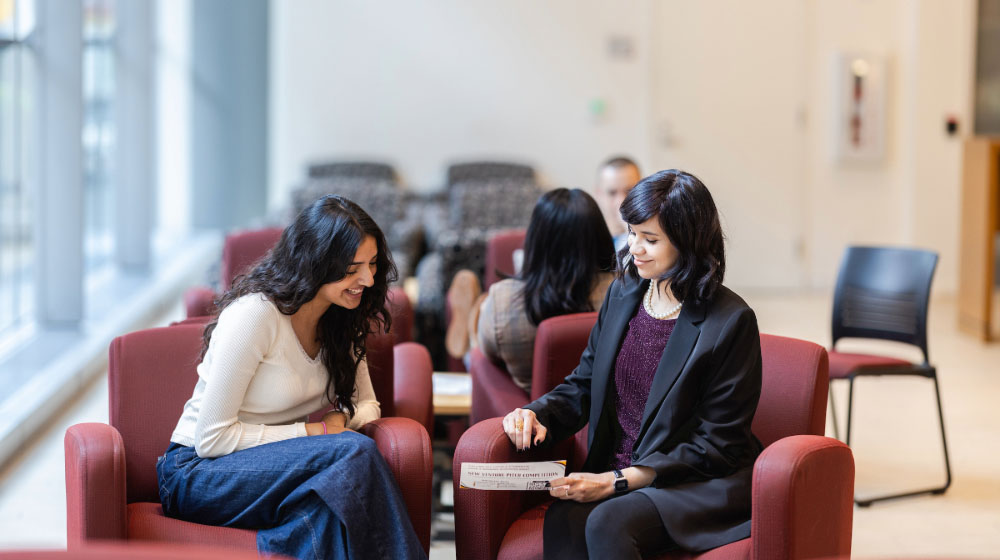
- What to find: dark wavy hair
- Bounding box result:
[521,188,616,325]
[202,195,397,416]
[617,169,725,305]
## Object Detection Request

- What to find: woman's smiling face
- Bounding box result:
[627,217,679,280]
[315,235,378,309]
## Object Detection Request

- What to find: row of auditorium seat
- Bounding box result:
[284,159,543,369]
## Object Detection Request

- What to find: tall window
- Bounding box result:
[82,0,115,276]
[0,0,36,337]
[975,0,1000,134]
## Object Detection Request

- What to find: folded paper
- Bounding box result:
[459,460,567,490]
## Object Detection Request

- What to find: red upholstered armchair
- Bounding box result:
[393,341,435,438]
[64,324,433,554]
[183,227,284,319]
[454,334,855,560]
[0,543,294,560]
[470,312,597,425]
[185,227,414,343]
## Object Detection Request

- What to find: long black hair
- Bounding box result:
[617,169,725,305]
[203,195,397,416]
[521,188,615,325]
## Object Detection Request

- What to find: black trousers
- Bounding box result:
[542,491,674,560]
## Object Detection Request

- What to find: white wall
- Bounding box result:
[804,0,908,290]
[269,0,652,207]
[270,0,975,294]
[646,1,810,291]
[906,0,976,296]
[803,0,974,294]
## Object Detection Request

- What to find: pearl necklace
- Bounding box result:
[644,281,682,320]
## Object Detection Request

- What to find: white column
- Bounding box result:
[34,0,83,327]
[115,0,154,271]
[155,0,192,239]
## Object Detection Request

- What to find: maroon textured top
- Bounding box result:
[610,304,676,470]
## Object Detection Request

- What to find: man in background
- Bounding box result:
[594,156,641,251]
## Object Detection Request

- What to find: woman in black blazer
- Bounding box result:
[503,170,762,559]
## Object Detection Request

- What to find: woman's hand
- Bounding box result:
[502,408,548,451]
[306,411,355,435]
[549,466,655,503]
[548,472,615,503]
[322,410,348,428]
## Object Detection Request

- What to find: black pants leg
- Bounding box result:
[543,491,673,560]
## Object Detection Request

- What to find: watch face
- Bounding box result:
[615,478,628,492]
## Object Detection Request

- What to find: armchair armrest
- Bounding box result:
[361,417,433,554]
[469,348,529,425]
[392,342,434,435]
[183,287,218,319]
[64,423,128,547]
[454,418,575,560]
[751,435,854,560]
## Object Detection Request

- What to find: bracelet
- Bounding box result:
[321,420,327,435]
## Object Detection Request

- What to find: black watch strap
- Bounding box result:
[613,469,628,493]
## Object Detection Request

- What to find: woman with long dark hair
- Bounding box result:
[446,188,616,391]
[157,195,425,560]
[503,170,762,559]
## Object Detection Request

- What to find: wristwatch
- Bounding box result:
[613,469,629,494]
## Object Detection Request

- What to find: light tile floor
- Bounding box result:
[1,293,998,558]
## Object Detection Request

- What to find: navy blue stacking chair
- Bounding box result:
[828,246,951,506]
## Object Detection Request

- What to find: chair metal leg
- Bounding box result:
[931,375,953,493]
[828,381,841,441]
[850,372,953,507]
[845,376,855,446]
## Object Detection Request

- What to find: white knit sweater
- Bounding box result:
[170,294,380,458]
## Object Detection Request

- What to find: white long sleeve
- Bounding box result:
[170,294,380,457]
[345,358,380,429]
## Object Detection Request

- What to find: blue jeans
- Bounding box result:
[157,431,425,560]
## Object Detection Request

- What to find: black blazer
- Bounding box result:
[525,276,762,552]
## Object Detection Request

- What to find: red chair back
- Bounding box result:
[484,229,526,289]
[307,332,396,421]
[215,227,413,343]
[469,348,530,425]
[469,312,598,425]
[366,332,395,417]
[387,285,413,343]
[564,333,829,470]
[109,324,207,504]
[530,312,598,401]
[220,228,284,290]
[109,325,397,504]
[754,334,829,447]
